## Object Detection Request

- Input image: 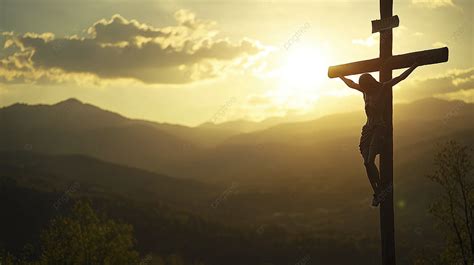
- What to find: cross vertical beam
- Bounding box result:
[328,1,448,264]
[379,0,396,264]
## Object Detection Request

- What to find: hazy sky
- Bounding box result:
[0,0,472,125]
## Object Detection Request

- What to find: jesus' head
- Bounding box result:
[359,73,379,90]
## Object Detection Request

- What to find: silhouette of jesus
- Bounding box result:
[339,61,419,207]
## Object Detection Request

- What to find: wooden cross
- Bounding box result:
[327,0,449,264]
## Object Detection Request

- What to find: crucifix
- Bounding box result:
[327,0,448,264]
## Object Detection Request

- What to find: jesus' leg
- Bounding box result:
[364,145,382,207]
[363,147,380,194]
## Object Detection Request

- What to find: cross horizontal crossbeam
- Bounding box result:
[327,47,448,78]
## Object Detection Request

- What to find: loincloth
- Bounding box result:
[359,124,386,157]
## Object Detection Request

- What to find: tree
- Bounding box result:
[0,250,16,265]
[37,200,139,265]
[427,141,474,265]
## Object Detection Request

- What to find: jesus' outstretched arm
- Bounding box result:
[339,76,363,93]
[382,61,420,88]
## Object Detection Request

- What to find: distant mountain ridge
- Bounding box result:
[198,116,301,134]
[1,97,473,184]
[0,151,218,209]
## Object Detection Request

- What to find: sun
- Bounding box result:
[268,45,330,110]
[280,46,329,88]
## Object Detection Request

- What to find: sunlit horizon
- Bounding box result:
[0,0,472,126]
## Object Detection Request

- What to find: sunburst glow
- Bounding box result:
[280,46,329,88]
[267,45,330,111]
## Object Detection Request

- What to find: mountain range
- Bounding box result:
[1,97,473,264]
[2,97,472,184]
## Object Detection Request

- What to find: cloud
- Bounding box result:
[0,10,268,85]
[352,26,406,47]
[432,41,447,47]
[412,0,455,8]
[88,15,170,44]
[352,35,378,47]
[396,67,474,100]
[438,89,474,103]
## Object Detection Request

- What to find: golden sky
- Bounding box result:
[0,0,472,125]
